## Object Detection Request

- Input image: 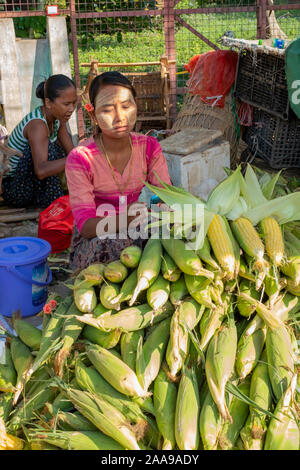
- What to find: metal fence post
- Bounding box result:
[164,0,177,123]
[69,0,85,140]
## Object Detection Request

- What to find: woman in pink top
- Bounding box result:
[66,71,171,270]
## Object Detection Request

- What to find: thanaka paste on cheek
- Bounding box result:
[94,86,137,131]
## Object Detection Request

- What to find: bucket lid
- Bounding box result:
[0,237,51,267]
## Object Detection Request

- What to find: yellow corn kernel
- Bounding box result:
[260,217,284,266]
[5,434,24,450]
[231,218,265,268]
[207,214,236,280]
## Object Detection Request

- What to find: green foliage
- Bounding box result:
[14,16,47,39]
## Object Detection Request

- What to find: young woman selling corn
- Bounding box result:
[2,74,77,208]
[66,71,171,271]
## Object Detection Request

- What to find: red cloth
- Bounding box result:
[38,195,74,253]
[185,50,238,108]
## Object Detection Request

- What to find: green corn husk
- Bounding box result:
[238,293,283,330]
[166,298,205,377]
[24,365,50,399]
[218,379,251,450]
[10,337,34,406]
[86,343,151,398]
[280,257,300,285]
[75,359,148,425]
[100,282,121,310]
[129,238,162,306]
[8,380,56,432]
[74,280,97,314]
[110,269,138,306]
[104,260,128,283]
[120,245,142,268]
[77,302,174,333]
[236,325,267,380]
[53,301,85,378]
[199,304,226,352]
[199,387,223,450]
[239,257,256,282]
[237,280,260,318]
[75,263,105,289]
[136,317,171,392]
[266,325,295,401]
[0,345,16,393]
[153,368,177,450]
[29,430,124,451]
[60,385,142,450]
[146,274,170,311]
[169,275,189,306]
[286,278,300,296]
[205,317,237,422]
[240,415,264,450]
[93,303,115,318]
[161,238,214,279]
[56,410,98,431]
[161,252,182,282]
[83,324,122,349]
[0,392,13,423]
[12,318,42,351]
[264,374,299,450]
[175,365,200,450]
[196,236,222,274]
[184,274,215,309]
[120,331,144,371]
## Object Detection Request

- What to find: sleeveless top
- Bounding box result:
[6,106,60,177]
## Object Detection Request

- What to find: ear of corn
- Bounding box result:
[286,278,300,296]
[104,260,128,283]
[12,318,42,351]
[62,385,141,450]
[264,374,299,450]
[100,282,121,310]
[266,325,295,401]
[29,430,124,451]
[10,337,34,406]
[120,330,144,371]
[166,299,204,377]
[146,274,170,311]
[184,274,216,309]
[231,218,265,271]
[74,280,97,313]
[110,269,138,305]
[55,410,98,432]
[120,245,142,268]
[199,304,225,352]
[260,216,284,266]
[129,238,162,306]
[196,236,222,274]
[240,415,264,450]
[161,252,182,282]
[236,326,267,379]
[86,343,151,398]
[79,302,174,333]
[136,317,171,392]
[199,386,223,450]
[76,263,105,288]
[161,238,214,279]
[238,292,283,330]
[237,279,260,318]
[153,369,177,450]
[207,214,238,280]
[175,365,200,450]
[205,318,237,422]
[169,275,189,306]
[83,324,122,349]
[218,378,251,450]
[280,257,300,284]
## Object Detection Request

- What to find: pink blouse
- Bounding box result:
[65,132,172,232]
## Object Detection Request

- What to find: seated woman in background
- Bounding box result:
[66,71,171,271]
[2,74,77,208]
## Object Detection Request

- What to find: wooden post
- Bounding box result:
[164,0,177,125]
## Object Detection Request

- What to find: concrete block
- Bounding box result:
[164,138,230,201]
[0,19,24,133]
[47,16,78,144]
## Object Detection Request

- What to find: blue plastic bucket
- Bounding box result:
[0,237,52,318]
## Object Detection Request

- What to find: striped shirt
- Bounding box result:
[65,133,172,233]
[6,106,60,176]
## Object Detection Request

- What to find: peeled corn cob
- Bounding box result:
[208,214,238,280]
[231,217,265,271]
[260,216,284,266]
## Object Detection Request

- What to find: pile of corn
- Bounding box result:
[0,166,299,451]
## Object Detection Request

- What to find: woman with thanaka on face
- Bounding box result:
[2,74,77,208]
[66,71,171,271]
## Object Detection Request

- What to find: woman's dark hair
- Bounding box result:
[36,74,75,102]
[89,71,136,108]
